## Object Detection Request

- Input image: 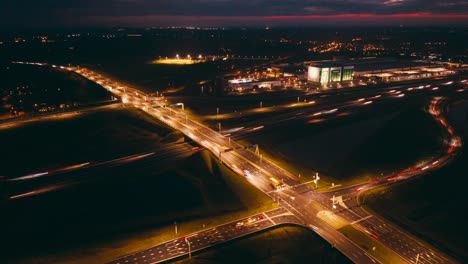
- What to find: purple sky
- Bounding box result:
[1,0,468,28]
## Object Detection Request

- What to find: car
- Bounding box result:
[309,224,319,230]
[236,222,244,227]
[246,215,265,224]
[191,146,204,152]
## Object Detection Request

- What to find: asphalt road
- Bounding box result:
[74,67,463,263]
[107,207,302,264]
[1,142,194,201]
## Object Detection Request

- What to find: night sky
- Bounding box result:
[1,0,468,28]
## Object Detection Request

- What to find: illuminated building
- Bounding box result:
[306,58,456,86]
[307,63,354,85]
[227,78,281,92]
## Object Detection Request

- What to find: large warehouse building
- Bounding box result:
[307,63,354,85]
[307,58,456,86]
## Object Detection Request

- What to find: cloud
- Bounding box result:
[0,0,467,27]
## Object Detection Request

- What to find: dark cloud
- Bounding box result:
[0,0,467,28]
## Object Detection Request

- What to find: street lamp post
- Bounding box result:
[313,172,320,189]
[185,238,192,260]
[216,107,219,120]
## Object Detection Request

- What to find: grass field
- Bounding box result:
[244,100,445,185]
[361,99,468,262]
[175,226,351,264]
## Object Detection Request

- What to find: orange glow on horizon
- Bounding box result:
[263,13,468,20]
[85,13,468,26]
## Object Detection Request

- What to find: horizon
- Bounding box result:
[1,0,468,29]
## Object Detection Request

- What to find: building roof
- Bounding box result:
[308,58,430,72]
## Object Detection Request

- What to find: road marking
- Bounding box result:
[271,212,295,218]
[334,195,349,209]
[263,212,275,225]
[350,215,373,225]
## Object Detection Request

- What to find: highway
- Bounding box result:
[212,81,465,140]
[317,96,460,263]
[70,66,464,263]
[1,142,194,201]
[0,101,121,130]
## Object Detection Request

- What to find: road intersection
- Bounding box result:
[66,66,463,263]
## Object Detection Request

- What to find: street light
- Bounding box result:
[313,172,320,189]
[185,238,192,260]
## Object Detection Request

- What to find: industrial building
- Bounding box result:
[306,58,456,86]
[227,78,282,92]
[307,63,354,85]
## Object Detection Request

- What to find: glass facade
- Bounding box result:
[308,65,354,85]
[320,68,329,84]
[342,69,353,81]
[330,70,341,82]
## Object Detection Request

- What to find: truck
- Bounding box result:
[269,177,283,189]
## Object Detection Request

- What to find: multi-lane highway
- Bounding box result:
[67,66,464,263]
[1,142,194,201]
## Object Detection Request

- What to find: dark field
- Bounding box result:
[0,106,179,177]
[362,99,468,262]
[244,98,445,182]
[175,226,351,264]
[0,63,111,116]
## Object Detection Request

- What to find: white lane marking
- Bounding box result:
[350,215,373,225]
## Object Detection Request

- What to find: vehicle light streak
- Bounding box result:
[10,172,48,181]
